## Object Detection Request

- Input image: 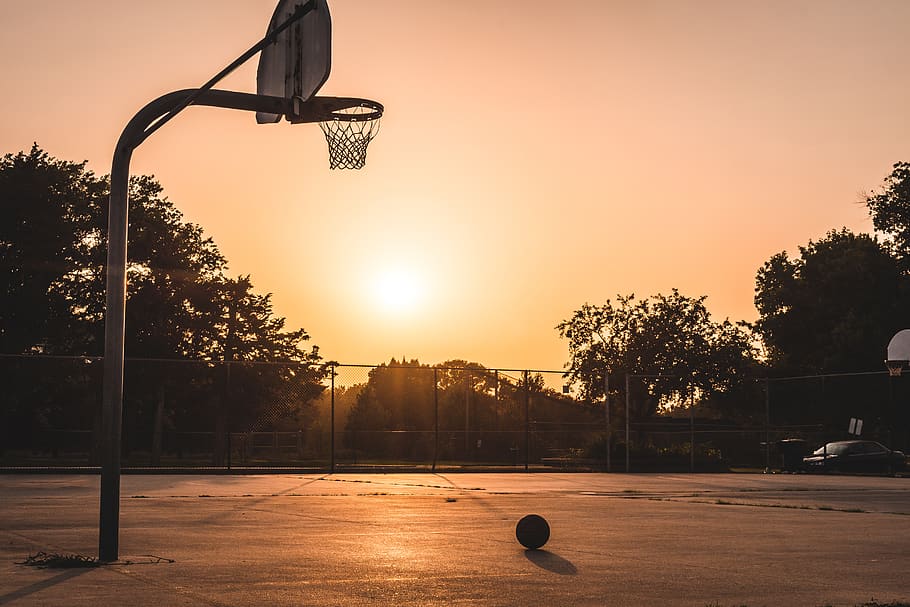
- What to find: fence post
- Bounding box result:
[151,383,165,467]
[225,361,232,471]
[625,373,630,473]
[524,370,530,471]
[605,369,611,473]
[689,392,695,473]
[433,367,438,472]
[464,374,470,459]
[329,364,335,473]
[888,372,894,449]
[227,431,232,471]
[764,378,771,471]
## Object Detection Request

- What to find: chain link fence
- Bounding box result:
[2,356,906,471]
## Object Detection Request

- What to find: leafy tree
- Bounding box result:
[306,380,362,460]
[434,360,505,461]
[0,146,325,461]
[0,147,106,454]
[344,358,435,459]
[187,275,315,363]
[557,290,758,419]
[0,146,228,358]
[0,145,105,354]
[202,276,324,464]
[754,229,909,374]
[342,358,601,464]
[119,176,226,359]
[865,162,910,266]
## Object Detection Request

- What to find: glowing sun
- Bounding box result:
[371,267,425,314]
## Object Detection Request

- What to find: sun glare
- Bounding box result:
[371,267,425,314]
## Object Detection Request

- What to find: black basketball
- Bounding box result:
[516,514,550,550]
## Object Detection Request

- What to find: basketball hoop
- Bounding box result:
[289,96,383,169]
[319,104,382,170]
[886,360,906,377]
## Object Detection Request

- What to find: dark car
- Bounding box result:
[802,440,907,473]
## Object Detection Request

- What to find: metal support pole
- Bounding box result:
[226,430,232,471]
[524,370,530,471]
[432,367,438,472]
[330,364,335,473]
[887,373,894,449]
[764,378,771,471]
[98,88,292,563]
[464,375,470,457]
[689,392,695,473]
[605,369,611,472]
[98,136,131,563]
[225,361,232,471]
[625,373,630,473]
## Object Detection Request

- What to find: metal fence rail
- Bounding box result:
[2,355,905,471]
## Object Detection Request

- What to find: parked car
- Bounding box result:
[802,440,906,473]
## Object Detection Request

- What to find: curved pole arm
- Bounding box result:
[99,87,292,562]
[123,88,293,150]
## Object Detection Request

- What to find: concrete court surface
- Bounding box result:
[1,473,908,607]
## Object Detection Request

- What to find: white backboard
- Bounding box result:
[886,329,910,362]
[256,0,332,123]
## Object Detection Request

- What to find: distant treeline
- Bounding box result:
[2,147,910,460]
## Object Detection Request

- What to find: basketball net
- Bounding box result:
[319,106,381,170]
[887,360,905,377]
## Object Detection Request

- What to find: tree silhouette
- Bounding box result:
[0,145,105,354]
[754,229,909,375]
[343,359,434,459]
[0,146,324,461]
[557,290,757,419]
[865,161,910,268]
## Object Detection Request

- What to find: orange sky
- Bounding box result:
[2,0,909,371]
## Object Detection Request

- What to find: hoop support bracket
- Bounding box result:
[288,96,384,123]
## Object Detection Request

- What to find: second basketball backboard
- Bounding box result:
[887,329,910,376]
[256,0,332,123]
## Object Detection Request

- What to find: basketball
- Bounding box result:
[515,514,550,550]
